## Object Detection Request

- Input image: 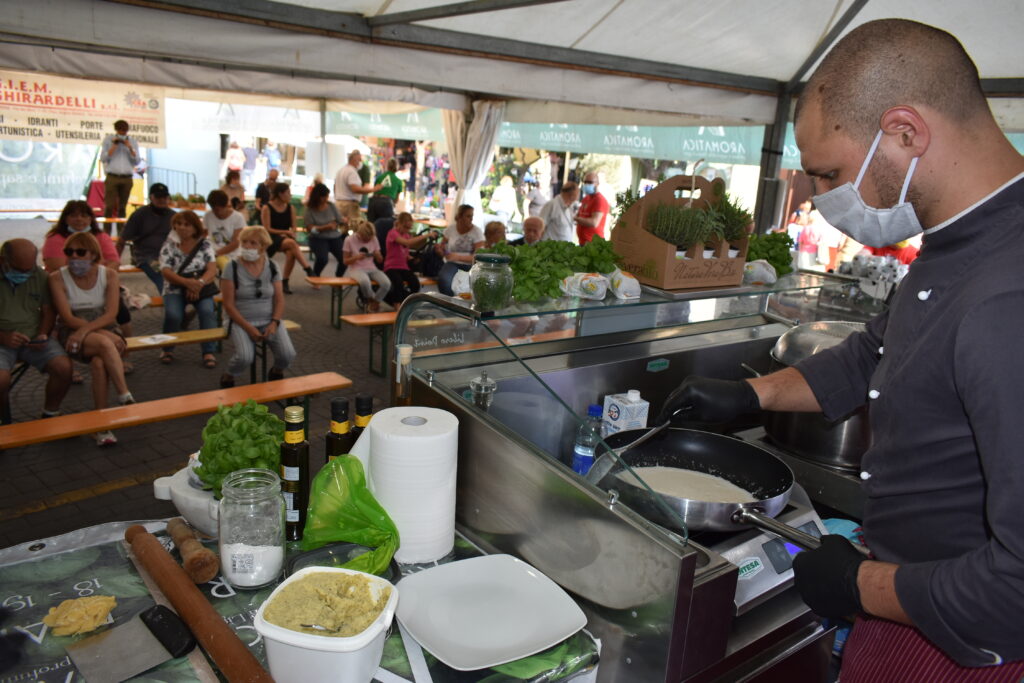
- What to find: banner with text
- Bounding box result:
[325,108,444,141]
[0,70,166,147]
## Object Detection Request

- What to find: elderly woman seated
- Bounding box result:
[219,226,296,388]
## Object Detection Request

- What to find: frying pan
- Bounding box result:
[599,427,835,552]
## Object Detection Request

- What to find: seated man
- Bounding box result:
[510,216,545,246]
[0,238,73,423]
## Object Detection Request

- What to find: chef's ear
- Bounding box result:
[879,106,930,157]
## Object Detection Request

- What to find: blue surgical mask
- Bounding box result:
[582,183,596,196]
[812,130,922,247]
[3,268,31,285]
[68,259,92,277]
[69,225,91,233]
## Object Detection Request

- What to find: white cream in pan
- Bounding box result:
[618,466,757,503]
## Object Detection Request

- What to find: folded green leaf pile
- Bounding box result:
[195,400,284,496]
[481,237,621,302]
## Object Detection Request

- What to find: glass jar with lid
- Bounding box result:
[218,468,285,589]
[469,253,514,311]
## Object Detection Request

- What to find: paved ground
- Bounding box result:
[0,257,394,550]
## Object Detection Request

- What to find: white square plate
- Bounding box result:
[396,554,586,671]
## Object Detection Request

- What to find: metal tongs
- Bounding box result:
[584,408,684,485]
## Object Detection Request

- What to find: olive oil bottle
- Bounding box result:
[349,394,374,444]
[281,405,309,541]
[325,397,357,462]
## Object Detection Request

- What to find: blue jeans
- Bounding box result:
[138,260,164,295]
[163,292,218,354]
[437,261,471,296]
[309,234,345,276]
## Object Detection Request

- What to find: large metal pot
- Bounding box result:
[764,321,870,470]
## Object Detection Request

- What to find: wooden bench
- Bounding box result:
[0,371,351,449]
[118,264,142,274]
[309,276,436,328]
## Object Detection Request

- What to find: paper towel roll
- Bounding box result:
[368,407,459,564]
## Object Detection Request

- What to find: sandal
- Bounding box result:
[160,351,174,364]
[202,354,217,369]
[71,370,84,384]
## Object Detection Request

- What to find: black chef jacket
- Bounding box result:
[796,174,1024,667]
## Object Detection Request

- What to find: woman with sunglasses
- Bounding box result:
[218,226,295,388]
[158,211,218,367]
[43,200,135,378]
[48,231,133,446]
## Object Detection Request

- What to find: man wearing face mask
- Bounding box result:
[0,239,73,423]
[574,172,608,244]
[655,19,1024,679]
[116,183,174,294]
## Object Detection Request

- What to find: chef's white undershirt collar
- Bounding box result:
[923,171,1024,236]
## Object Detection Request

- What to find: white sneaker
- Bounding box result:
[118,392,136,405]
[93,431,117,446]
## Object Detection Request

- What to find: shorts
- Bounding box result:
[267,234,285,257]
[0,338,67,372]
[56,325,124,362]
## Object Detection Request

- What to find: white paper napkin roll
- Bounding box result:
[368,407,459,564]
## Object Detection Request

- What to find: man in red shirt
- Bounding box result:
[575,172,609,244]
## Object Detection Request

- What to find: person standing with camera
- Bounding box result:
[101,120,139,225]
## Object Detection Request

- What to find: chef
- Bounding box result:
[658,19,1024,680]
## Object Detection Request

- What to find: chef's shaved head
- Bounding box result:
[796,19,989,141]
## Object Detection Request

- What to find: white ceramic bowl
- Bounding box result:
[254,567,399,683]
[153,458,219,536]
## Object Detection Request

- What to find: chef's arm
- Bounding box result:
[858,562,911,623]
[747,367,822,412]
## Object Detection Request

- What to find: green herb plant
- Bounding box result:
[746,232,795,276]
[646,204,716,249]
[480,237,621,302]
[613,187,641,226]
[708,193,753,243]
[195,400,285,496]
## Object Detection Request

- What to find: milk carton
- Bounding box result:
[602,390,649,437]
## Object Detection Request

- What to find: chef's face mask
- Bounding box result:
[812,130,922,247]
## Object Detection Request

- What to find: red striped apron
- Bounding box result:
[841,616,1024,682]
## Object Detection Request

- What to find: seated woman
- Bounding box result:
[48,231,133,446]
[158,211,219,368]
[384,212,434,306]
[220,169,246,206]
[304,182,346,276]
[260,182,314,294]
[436,204,484,296]
[343,219,391,312]
[43,200,134,375]
[219,226,296,388]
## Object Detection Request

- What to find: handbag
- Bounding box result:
[177,239,220,299]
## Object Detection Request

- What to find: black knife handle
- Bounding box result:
[140,605,196,659]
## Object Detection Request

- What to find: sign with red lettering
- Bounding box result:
[0,70,165,146]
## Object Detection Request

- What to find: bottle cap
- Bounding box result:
[587,404,602,418]
[355,393,373,415]
[284,405,304,423]
[330,397,349,420]
[627,390,640,401]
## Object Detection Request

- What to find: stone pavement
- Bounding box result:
[0,258,394,549]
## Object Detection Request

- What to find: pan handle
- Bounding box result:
[732,508,871,558]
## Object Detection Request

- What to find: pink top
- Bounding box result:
[797,222,821,254]
[343,233,382,272]
[43,231,119,265]
[384,229,410,271]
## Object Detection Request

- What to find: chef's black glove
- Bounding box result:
[0,608,27,674]
[792,535,867,619]
[656,377,761,424]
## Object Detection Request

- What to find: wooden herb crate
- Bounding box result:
[611,175,749,291]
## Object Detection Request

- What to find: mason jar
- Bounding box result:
[218,468,285,589]
[469,253,514,311]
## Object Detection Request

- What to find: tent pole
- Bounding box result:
[319,99,328,178]
[753,90,790,235]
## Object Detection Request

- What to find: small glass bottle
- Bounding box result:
[326,397,356,463]
[394,344,414,406]
[219,468,285,589]
[469,253,514,311]
[281,406,310,541]
[349,393,374,444]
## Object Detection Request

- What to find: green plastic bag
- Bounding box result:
[301,455,400,575]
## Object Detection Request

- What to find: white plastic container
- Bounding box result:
[253,567,399,683]
[602,390,650,437]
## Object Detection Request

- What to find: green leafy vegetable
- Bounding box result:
[195,400,284,496]
[480,237,622,302]
[746,232,795,276]
[708,193,753,242]
[646,203,715,248]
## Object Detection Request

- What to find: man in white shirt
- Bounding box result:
[538,181,579,243]
[334,150,381,224]
[101,119,140,224]
[203,190,246,271]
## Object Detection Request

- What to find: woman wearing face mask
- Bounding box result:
[218,226,295,388]
[158,211,219,367]
[48,231,133,446]
[44,199,135,377]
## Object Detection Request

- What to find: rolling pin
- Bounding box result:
[125,525,274,683]
[166,517,220,584]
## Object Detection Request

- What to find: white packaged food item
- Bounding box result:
[602,390,650,437]
[560,272,608,300]
[451,270,472,298]
[743,259,778,285]
[607,267,642,299]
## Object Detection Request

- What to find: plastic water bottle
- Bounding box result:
[572,404,604,475]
